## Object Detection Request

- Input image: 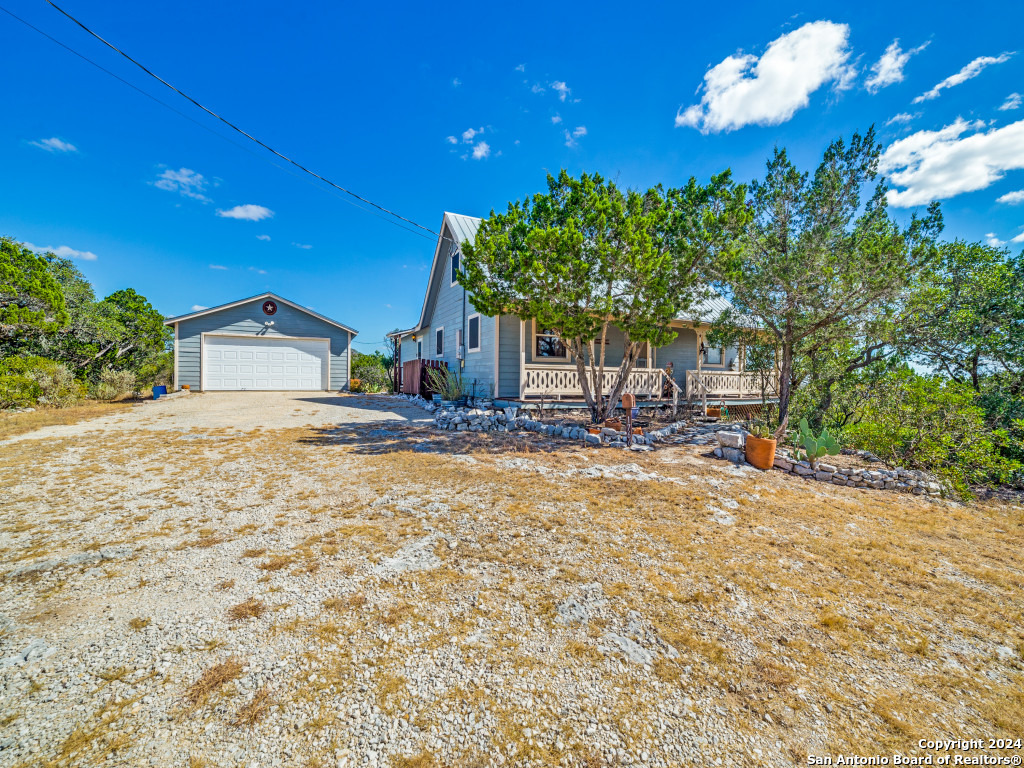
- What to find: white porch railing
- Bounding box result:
[685,370,776,399]
[522,364,665,400]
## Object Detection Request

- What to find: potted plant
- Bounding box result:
[744,420,777,470]
[426,366,466,408]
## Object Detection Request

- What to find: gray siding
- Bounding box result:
[497,315,521,398]
[419,222,496,398]
[175,298,351,391]
[657,327,699,390]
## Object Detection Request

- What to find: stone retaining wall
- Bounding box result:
[713,430,943,497]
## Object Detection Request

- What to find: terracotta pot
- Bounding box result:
[745,435,777,470]
[632,427,643,435]
[707,407,721,418]
[604,419,623,431]
[587,427,601,435]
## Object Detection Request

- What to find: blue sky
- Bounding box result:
[3,1,1023,352]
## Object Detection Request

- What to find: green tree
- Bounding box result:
[712,128,943,437]
[461,170,745,423]
[0,237,68,342]
[91,288,170,373]
[904,240,1024,391]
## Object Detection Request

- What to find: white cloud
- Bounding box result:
[913,52,1014,103]
[445,135,458,145]
[216,204,274,221]
[985,232,1005,247]
[515,64,525,72]
[452,77,461,87]
[471,141,491,160]
[885,112,917,126]
[209,264,228,270]
[551,114,562,124]
[248,266,267,274]
[256,234,271,241]
[564,126,587,148]
[1012,231,1024,243]
[461,126,483,143]
[675,21,853,134]
[191,304,208,311]
[292,243,313,249]
[865,39,929,93]
[29,137,78,153]
[530,83,545,94]
[551,81,570,101]
[999,93,1022,111]
[153,167,210,202]
[22,242,97,261]
[997,189,1024,204]
[880,118,1024,207]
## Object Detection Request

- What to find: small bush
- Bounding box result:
[0,356,82,408]
[840,368,1021,495]
[94,368,136,401]
[351,351,392,393]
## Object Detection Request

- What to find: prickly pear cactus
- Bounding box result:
[794,418,841,469]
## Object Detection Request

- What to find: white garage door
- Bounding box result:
[203,335,329,391]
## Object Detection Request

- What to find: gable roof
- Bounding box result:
[163,292,358,335]
[401,212,481,335]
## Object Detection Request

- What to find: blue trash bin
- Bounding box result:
[152,385,167,399]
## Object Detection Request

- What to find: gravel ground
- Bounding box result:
[1,393,1021,768]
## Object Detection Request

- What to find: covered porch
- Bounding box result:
[516,323,777,408]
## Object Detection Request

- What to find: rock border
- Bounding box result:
[396,393,689,451]
[713,430,944,497]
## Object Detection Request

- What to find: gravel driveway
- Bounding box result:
[1,393,1020,767]
[3,391,433,442]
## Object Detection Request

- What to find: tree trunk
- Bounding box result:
[774,342,794,440]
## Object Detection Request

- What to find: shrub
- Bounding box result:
[840,368,1021,495]
[0,356,82,408]
[94,368,136,401]
[350,352,391,393]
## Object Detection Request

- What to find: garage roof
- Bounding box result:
[163,292,358,335]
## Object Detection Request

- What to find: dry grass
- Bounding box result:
[185,658,243,706]
[127,617,150,631]
[232,687,275,727]
[228,598,268,621]
[0,400,132,439]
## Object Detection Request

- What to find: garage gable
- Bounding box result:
[167,293,356,392]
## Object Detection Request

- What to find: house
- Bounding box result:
[164,292,356,392]
[389,212,777,409]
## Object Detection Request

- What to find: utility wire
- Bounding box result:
[42,0,443,240]
[0,4,440,243]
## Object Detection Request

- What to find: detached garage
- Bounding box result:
[165,293,357,392]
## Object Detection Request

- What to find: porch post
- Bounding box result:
[696,327,705,416]
[519,319,526,400]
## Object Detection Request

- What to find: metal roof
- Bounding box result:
[163,292,359,335]
[443,212,482,248]
[680,292,734,325]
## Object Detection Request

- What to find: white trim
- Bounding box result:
[467,313,482,353]
[493,315,500,391]
[703,346,726,368]
[532,320,570,360]
[200,332,330,391]
[449,247,460,287]
[164,292,358,335]
[173,322,179,391]
[434,326,445,357]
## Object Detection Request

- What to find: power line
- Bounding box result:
[0,4,440,243]
[42,0,443,240]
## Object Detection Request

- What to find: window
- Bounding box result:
[435,327,444,357]
[534,324,568,358]
[450,248,460,286]
[703,346,723,365]
[467,314,481,352]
